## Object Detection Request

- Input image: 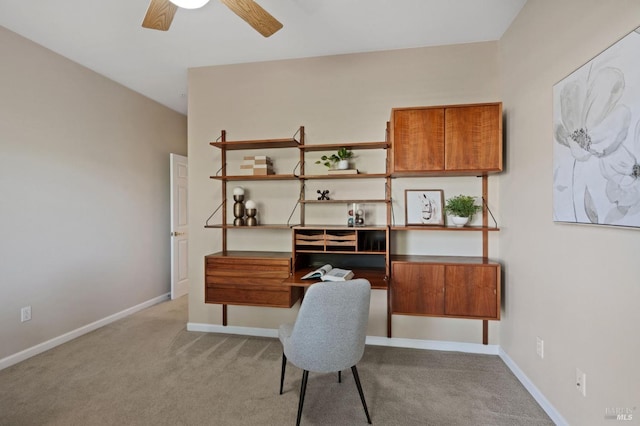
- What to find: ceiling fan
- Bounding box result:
[142,0,283,37]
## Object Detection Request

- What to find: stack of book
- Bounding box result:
[240,156,274,175]
[328,169,358,175]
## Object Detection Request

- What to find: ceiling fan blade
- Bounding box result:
[220,0,283,37]
[142,0,179,31]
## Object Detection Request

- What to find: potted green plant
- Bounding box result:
[315,147,354,170]
[444,194,482,227]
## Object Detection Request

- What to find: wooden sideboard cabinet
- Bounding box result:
[205,251,302,308]
[391,102,502,175]
[391,257,500,320]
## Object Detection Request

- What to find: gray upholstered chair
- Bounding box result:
[278,278,372,425]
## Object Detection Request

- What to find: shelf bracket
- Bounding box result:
[205,199,225,227]
[292,126,304,144]
[286,183,304,227]
[482,197,498,229]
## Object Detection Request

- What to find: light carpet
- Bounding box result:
[0,296,553,425]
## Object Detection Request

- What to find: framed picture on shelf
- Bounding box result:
[405,189,445,226]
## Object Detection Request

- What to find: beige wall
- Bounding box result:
[0,27,187,359]
[499,0,640,424]
[188,42,501,343]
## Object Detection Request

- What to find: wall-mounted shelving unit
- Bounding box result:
[205,102,503,343]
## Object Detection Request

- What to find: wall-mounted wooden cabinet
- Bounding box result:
[391,257,500,320]
[205,251,302,308]
[390,102,502,175]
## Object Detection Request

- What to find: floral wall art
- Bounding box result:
[553,26,640,228]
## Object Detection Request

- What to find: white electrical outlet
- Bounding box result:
[536,337,544,359]
[576,368,586,397]
[21,306,32,322]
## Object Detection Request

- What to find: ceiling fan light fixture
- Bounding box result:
[169,0,210,9]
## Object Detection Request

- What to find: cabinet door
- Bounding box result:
[392,263,445,315]
[444,265,498,319]
[444,104,502,172]
[392,108,445,172]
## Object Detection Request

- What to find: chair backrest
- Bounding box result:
[284,279,371,373]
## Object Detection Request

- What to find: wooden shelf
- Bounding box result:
[293,225,387,230]
[391,254,497,264]
[299,141,388,151]
[210,174,298,181]
[391,226,499,231]
[301,199,390,204]
[295,249,385,255]
[210,138,301,150]
[299,173,389,180]
[205,224,298,229]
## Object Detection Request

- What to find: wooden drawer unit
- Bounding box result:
[205,252,302,308]
[391,257,500,320]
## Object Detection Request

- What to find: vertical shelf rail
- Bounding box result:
[482,174,489,344]
[385,121,393,338]
[220,130,228,326]
[298,126,305,227]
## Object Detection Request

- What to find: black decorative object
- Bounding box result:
[317,189,330,201]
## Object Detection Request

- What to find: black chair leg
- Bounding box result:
[338,370,342,383]
[280,353,287,395]
[296,370,309,426]
[351,365,372,424]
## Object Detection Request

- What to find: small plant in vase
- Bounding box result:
[444,194,482,227]
[316,147,354,170]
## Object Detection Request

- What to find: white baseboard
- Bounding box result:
[187,322,499,355]
[366,335,500,355]
[187,322,279,338]
[499,347,567,426]
[0,293,170,371]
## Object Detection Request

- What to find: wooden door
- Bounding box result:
[444,104,502,172]
[391,263,445,315]
[392,108,445,172]
[444,265,498,319]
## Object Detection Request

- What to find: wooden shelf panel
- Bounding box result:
[210,174,298,181]
[207,250,292,259]
[210,138,301,150]
[284,267,388,289]
[391,226,499,231]
[205,224,297,229]
[295,249,386,255]
[301,199,390,204]
[299,142,388,151]
[391,254,499,265]
[294,225,387,230]
[300,173,389,180]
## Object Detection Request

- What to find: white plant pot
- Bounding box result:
[451,216,469,227]
[337,159,349,170]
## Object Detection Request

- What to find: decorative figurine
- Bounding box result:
[317,189,330,200]
[245,200,258,226]
[233,187,245,226]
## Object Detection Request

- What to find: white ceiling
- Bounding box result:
[0,0,526,115]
